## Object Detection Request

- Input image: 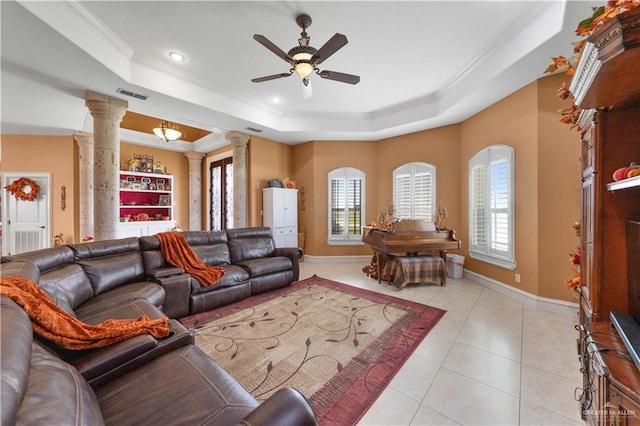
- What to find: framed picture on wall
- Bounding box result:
[158,195,170,206]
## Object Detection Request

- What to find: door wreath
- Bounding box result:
[4,177,41,201]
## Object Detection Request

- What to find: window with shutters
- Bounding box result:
[328,167,365,245]
[393,162,436,221]
[468,145,516,269]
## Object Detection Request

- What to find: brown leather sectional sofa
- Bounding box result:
[1,227,316,425]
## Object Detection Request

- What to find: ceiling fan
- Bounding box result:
[251,13,360,98]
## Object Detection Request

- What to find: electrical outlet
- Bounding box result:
[515,273,521,283]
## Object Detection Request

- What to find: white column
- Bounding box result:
[73,131,94,241]
[184,151,206,231]
[85,91,128,241]
[226,131,250,228]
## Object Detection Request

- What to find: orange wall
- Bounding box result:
[291,140,378,256]
[461,81,541,294]
[537,75,582,300]
[377,124,463,246]
[1,135,77,245]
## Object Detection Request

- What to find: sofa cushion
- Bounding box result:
[74,282,165,320]
[77,252,145,295]
[38,263,94,312]
[190,264,250,294]
[236,256,293,278]
[70,237,140,259]
[141,232,232,269]
[17,343,105,426]
[183,230,231,265]
[9,245,75,273]
[226,227,275,263]
[95,345,258,425]
[0,258,40,283]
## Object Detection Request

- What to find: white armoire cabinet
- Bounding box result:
[262,188,298,248]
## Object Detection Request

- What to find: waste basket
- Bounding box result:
[446,254,465,279]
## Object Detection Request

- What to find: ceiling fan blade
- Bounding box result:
[253,34,294,65]
[318,70,360,85]
[251,72,293,83]
[310,33,348,65]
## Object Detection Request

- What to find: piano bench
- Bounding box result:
[384,255,446,289]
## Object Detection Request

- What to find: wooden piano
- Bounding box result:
[362,224,461,282]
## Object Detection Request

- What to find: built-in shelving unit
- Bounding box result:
[117,171,175,238]
[570,7,640,425]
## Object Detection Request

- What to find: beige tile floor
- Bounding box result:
[299,261,585,426]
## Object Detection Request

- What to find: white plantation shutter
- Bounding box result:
[490,156,509,254]
[328,167,365,243]
[468,145,515,269]
[393,163,435,221]
[470,158,487,251]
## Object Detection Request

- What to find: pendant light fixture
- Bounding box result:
[153,120,182,142]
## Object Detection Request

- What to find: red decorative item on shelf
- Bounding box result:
[613,163,640,181]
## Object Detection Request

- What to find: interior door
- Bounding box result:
[2,173,50,255]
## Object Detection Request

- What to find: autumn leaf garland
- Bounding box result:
[544,0,640,129]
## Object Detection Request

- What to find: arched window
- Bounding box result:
[468,145,516,269]
[393,162,436,221]
[328,167,365,244]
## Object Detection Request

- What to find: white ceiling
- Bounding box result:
[1,1,587,152]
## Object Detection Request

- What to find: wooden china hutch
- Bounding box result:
[571,7,640,425]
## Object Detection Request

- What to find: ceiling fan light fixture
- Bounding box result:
[289,45,316,79]
[153,120,182,142]
[294,60,314,79]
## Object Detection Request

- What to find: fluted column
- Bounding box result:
[73,131,94,241]
[184,151,206,230]
[85,91,128,241]
[226,131,250,228]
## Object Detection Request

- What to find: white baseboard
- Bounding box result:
[464,269,579,317]
[301,256,579,317]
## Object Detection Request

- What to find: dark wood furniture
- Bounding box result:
[580,321,640,425]
[571,7,640,424]
[362,226,460,283]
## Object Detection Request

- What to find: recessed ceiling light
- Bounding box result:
[269,96,282,104]
[168,51,185,62]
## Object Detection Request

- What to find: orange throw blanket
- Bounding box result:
[156,231,224,287]
[0,276,170,350]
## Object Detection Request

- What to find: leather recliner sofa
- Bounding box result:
[0,227,315,425]
[1,295,317,425]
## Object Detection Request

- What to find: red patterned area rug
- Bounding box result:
[180,275,446,425]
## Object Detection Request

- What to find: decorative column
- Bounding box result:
[184,151,206,231]
[73,131,94,241]
[226,131,250,228]
[85,91,128,241]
